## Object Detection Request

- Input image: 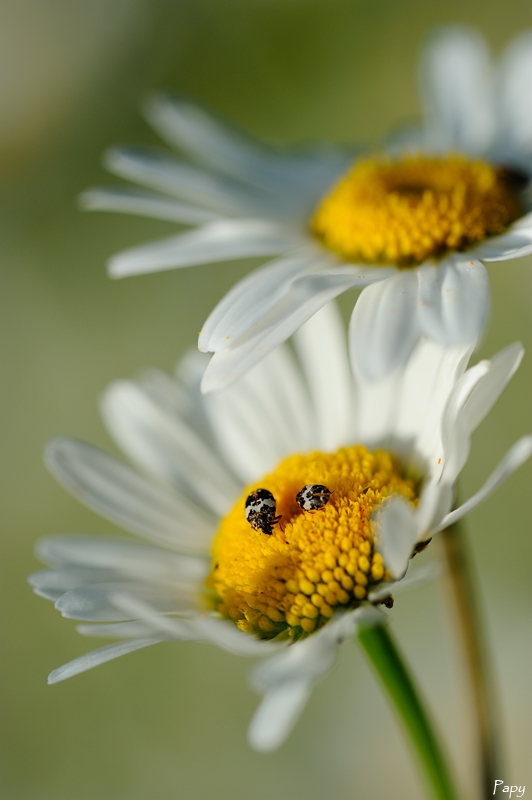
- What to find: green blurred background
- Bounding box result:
[1,1,531,798]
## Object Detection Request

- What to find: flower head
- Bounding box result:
[31,304,532,751]
[82,27,532,388]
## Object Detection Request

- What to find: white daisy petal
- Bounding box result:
[101,380,240,516]
[203,347,310,482]
[251,608,379,692]
[248,607,384,751]
[496,31,532,155]
[509,210,532,231]
[55,581,199,621]
[143,92,352,196]
[472,231,532,262]
[30,567,119,600]
[35,536,207,586]
[349,271,421,381]
[104,147,286,217]
[110,593,283,657]
[368,562,441,602]
[441,342,524,484]
[201,267,394,393]
[198,250,328,354]
[417,257,490,347]
[48,637,167,684]
[387,340,472,473]
[374,497,419,579]
[414,479,454,535]
[438,436,532,530]
[459,341,524,435]
[36,293,530,755]
[44,438,215,554]
[294,302,355,450]
[108,219,304,279]
[79,186,221,224]
[248,680,312,753]
[77,621,157,638]
[440,360,491,483]
[420,26,495,154]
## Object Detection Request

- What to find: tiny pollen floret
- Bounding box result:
[311,154,523,266]
[209,445,418,639]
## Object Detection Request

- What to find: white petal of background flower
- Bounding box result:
[80,185,222,224]
[109,219,304,278]
[200,267,393,392]
[420,26,495,154]
[416,257,490,347]
[198,250,327,354]
[143,92,353,197]
[496,31,532,157]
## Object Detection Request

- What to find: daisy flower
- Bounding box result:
[81,27,532,389]
[31,304,532,752]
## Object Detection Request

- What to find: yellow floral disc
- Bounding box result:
[311,154,522,266]
[208,445,418,640]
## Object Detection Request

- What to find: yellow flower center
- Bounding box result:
[311,154,522,266]
[208,445,418,640]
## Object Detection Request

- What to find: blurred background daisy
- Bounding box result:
[2,1,532,798]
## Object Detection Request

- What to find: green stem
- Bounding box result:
[441,522,501,799]
[358,622,459,800]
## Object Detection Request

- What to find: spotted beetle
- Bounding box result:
[296,484,331,512]
[245,488,281,535]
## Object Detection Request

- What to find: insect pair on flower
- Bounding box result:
[245,484,331,535]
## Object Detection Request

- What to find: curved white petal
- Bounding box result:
[101,380,240,516]
[374,497,418,579]
[415,478,454,535]
[294,302,355,450]
[368,562,441,602]
[349,271,420,381]
[198,250,327,353]
[248,608,383,751]
[201,267,393,393]
[459,342,524,435]
[79,186,221,224]
[437,436,532,530]
[441,342,524,485]
[48,637,166,684]
[496,31,532,155]
[44,438,215,554]
[440,360,490,483]
[417,257,490,347]
[420,26,495,154]
[108,219,303,278]
[248,680,312,753]
[472,231,532,262]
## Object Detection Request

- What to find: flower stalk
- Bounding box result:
[441,522,501,799]
[358,622,459,800]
